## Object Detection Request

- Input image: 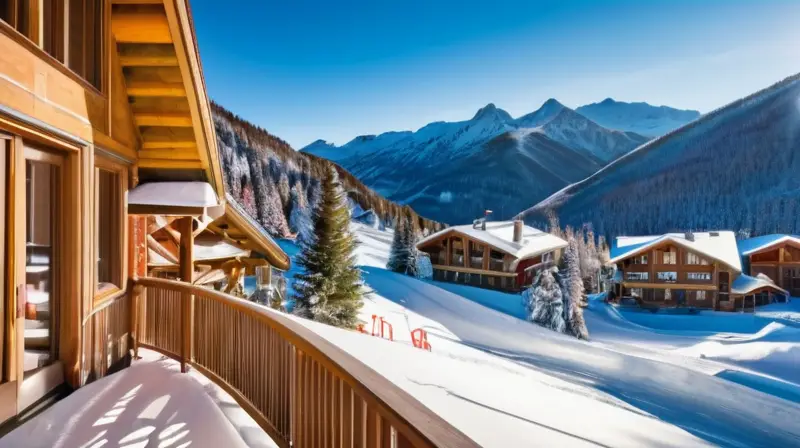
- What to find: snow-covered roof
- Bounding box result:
[416,221,567,260]
[129,181,219,208]
[731,273,788,296]
[610,231,742,272]
[738,234,800,256]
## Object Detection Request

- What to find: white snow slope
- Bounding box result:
[282,224,800,447]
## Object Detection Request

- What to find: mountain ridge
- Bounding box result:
[522,73,800,237]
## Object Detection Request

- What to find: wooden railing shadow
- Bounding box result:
[133,277,478,448]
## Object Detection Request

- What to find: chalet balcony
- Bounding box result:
[2,277,476,448]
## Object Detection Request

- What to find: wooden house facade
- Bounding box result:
[0,0,290,426]
[416,220,567,292]
[739,234,800,298]
[610,232,787,312]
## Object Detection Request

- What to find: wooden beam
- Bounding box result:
[112,0,165,5]
[134,112,193,127]
[119,44,179,66]
[127,81,186,97]
[141,140,196,150]
[111,10,172,44]
[462,237,469,268]
[147,234,179,264]
[146,215,177,234]
[431,264,517,278]
[193,268,225,285]
[178,217,194,373]
[137,159,203,170]
[139,148,198,160]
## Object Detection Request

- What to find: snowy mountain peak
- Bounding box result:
[472,103,513,122]
[576,100,700,137]
[515,98,567,128]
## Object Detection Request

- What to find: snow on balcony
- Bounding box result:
[0,349,277,448]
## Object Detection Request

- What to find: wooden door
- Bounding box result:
[17,145,65,411]
[718,271,730,304]
[0,135,15,424]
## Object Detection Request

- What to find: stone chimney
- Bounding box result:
[513,219,523,243]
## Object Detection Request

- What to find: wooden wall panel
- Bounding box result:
[109,43,138,152]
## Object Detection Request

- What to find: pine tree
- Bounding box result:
[293,167,363,328]
[526,268,565,333]
[560,238,589,340]
[387,216,407,273]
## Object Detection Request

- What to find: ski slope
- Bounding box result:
[283,223,800,447]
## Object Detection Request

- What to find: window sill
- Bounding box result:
[93,284,124,307]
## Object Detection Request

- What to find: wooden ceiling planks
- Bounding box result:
[111,1,204,172]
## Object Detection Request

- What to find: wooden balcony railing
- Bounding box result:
[133,277,478,448]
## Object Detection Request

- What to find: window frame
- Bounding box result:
[626,271,649,281]
[93,153,127,303]
[657,271,678,283]
[0,0,106,92]
[687,272,711,281]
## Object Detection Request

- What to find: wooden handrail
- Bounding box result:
[134,276,478,448]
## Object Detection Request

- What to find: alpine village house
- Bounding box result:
[610,232,788,312]
[0,1,477,447]
[416,218,568,292]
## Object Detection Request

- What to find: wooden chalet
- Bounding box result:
[0,2,478,446]
[610,232,787,312]
[739,234,800,298]
[416,219,567,292]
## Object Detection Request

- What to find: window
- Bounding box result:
[626,272,649,281]
[658,272,678,282]
[686,252,709,265]
[68,0,103,88]
[658,249,677,265]
[665,288,672,301]
[631,254,648,265]
[94,157,126,297]
[630,288,643,298]
[696,290,707,301]
[687,272,711,281]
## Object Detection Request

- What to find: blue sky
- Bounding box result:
[192,0,800,148]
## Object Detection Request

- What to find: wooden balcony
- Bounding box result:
[131,276,478,448]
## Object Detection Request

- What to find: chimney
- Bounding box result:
[513,219,523,243]
[482,210,492,230]
[684,231,695,242]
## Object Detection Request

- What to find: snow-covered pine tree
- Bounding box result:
[560,238,589,340]
[527,267,565,333]
[293,167,363,328]
[386,216,407,273]
[402,208,420,277]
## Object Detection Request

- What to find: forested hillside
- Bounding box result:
[522,74,800,238]
[212,103,441,241]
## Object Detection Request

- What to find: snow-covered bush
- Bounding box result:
[526,268,565,333]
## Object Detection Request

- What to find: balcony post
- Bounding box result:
[178,216,194,373]
[130,282,143,360]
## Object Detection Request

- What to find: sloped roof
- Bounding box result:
[610,231,742,272]
[731,273,788,296]
[417,221,567,260]
[738,234,800,256]
[222,193,291,271]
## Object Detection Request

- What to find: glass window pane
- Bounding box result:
[25,160,58,372]
[96,168,119,289]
